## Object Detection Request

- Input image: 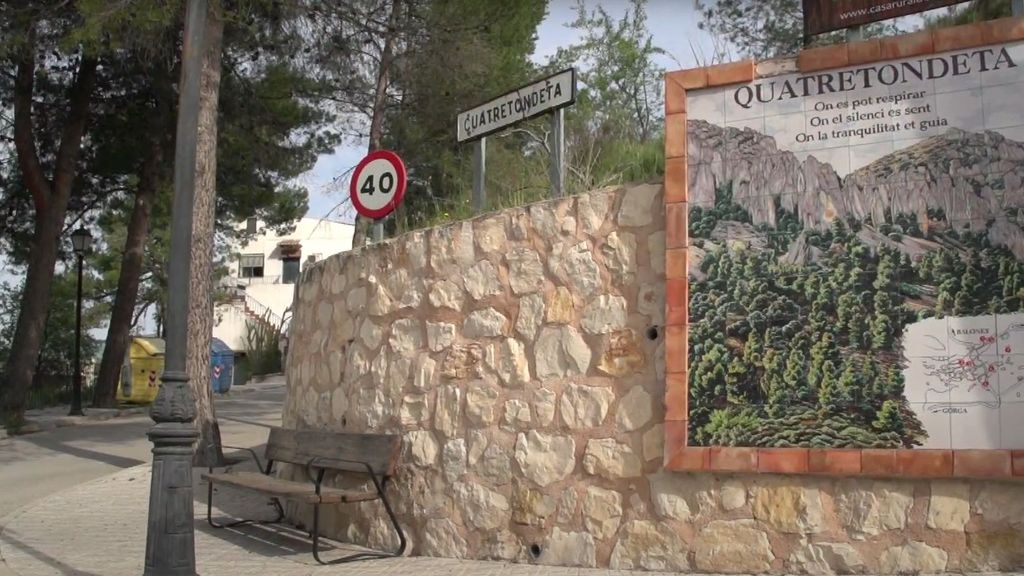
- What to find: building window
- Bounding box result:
[240,253,264,278]
[282,256,300,284]
[245,217,257,234]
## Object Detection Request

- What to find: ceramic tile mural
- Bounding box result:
[685,41,1024,450]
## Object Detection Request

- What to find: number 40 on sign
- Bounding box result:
[350,150,408,219]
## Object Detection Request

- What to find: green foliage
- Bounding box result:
[387,0,666,233]
[698,0,1009,60]
[383,0,547,231]
[243,312,281,377]
[553,0,665,142]
[0,270,103,408]
[925,0,1012,27]
[696,0,900,59]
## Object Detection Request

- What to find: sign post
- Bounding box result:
[457,68,576,213]
[350,150,407,242]
[473,138,486,213]
[549,108,565,197]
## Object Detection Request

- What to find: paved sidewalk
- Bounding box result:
[0,463,681,576]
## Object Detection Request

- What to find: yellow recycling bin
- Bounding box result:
[117,337,166,404]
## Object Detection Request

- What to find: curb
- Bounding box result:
[14,406,150,436]
[9,381,285,437]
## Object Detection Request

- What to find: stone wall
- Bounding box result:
[282,182,1024,573]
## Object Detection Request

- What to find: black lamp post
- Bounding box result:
[69,226,92,417]
[143,0,206,574]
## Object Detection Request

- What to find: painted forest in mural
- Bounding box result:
[686,120,1024,449]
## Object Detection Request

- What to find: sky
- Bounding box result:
[298,0,713,223]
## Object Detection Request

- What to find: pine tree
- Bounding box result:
[808,332,835,390]
[763,348,788,417]
[848,308,868,350]
[817,360,839,414]
[726,356,749,404]
[836,358,862,411]
[954,265,980,315]
[873,250,896,291]
[873,400,905,436]
[871,291,895,350]
[784,348,811,404]
[743,329,764,366]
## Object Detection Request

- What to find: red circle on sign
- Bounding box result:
[349,150,407,219]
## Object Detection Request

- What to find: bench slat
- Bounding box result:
[203,472,379,504]
[264,428,401,476]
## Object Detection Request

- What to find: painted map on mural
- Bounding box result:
[903,314,1024,449]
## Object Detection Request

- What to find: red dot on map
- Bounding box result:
[989,365,996,372]
[1006,346,1012,353]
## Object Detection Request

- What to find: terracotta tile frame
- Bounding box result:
[662,17,1024,480]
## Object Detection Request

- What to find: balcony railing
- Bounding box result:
[233,275,283,286]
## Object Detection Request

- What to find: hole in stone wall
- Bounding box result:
[646,326,660,341]
[529,544,542,558]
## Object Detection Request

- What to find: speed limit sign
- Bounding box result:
[350,150,407,219]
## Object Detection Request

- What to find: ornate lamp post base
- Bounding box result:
[144,373,199,576]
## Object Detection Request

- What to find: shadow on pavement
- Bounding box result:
[0,529,103,576]
[194,519,371,563]
[15,434,146,469]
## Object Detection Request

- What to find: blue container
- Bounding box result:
[210,338,235,394]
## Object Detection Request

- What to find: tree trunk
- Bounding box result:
[188,5,225,467]
[1,34,98,427]
[92,114,166,408]
[350,0,401,248]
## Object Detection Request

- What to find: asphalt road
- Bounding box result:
[0,378,285,530]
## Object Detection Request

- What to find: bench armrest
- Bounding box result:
[209,442,268,474]
[306,456,375,475]
[304,456,380,495]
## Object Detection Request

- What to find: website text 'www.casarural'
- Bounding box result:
[838,0,936,21]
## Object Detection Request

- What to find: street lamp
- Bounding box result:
[69,226,92,417]
[144,0,206,574]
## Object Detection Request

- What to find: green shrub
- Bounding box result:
[243,311,281,376]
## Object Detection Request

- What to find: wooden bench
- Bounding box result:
[202,427,406,564]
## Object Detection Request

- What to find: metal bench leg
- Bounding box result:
[310,477,406,565]
[207,481,286,529]
[375,476,407,557]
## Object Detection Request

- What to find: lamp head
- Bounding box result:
[71,227,93,255]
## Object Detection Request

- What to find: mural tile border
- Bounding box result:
[665,248,687,280]
[808,449,862,475]
[1013,450,1024,476]
[662,16,1024,481]
[847,38,882,65]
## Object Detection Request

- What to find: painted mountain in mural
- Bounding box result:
[687,120,1024,257]
[685,120,1024,449]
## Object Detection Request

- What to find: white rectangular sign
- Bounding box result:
[457,68,576,143]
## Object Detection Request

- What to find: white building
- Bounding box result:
[213,216,354,351]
